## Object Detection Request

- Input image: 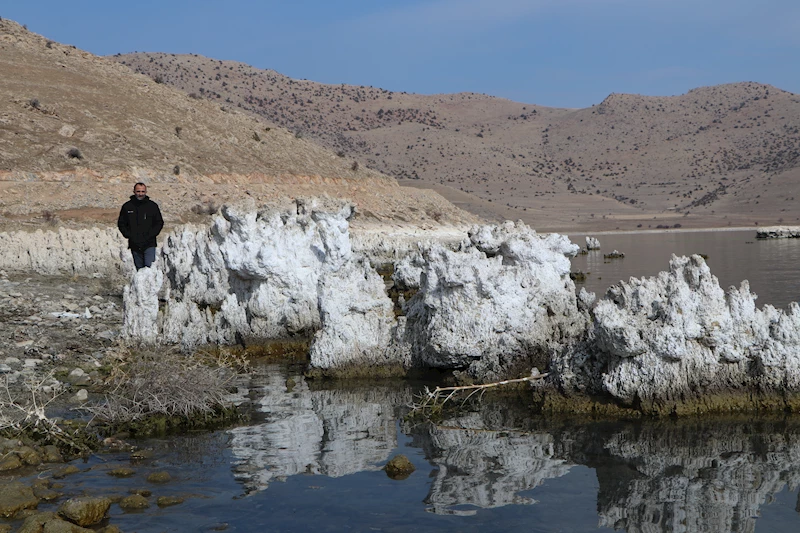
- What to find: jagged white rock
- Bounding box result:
[585,236,601,250]
[396,220,586,379]
[555,254,800,405]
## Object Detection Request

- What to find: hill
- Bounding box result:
[0,19,475,230]
[114,52,800,231]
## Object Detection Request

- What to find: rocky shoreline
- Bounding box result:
[2,203,799,421]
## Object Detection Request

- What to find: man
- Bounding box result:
[117,182,164,270]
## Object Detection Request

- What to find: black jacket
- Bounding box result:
[117,195,164,251]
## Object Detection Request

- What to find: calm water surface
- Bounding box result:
[7,362,800,532]
[568,229,800,308]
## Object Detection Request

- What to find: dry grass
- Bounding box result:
[85,348,244,423]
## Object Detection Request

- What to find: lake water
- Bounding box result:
[6,230,800,532]
[567,229,800,309]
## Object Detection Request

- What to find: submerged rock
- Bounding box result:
[57,497,111,527]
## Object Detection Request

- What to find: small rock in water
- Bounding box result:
[157,496,185,507]
[146,471,172,484]
[119,494,150,510]
[384,454,416,480]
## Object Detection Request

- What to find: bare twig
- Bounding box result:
[410,372,549,417]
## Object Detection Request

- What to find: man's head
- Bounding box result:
[133,182,147,201]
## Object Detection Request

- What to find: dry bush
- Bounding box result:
[85,348,243,424]
[190,199,219,215]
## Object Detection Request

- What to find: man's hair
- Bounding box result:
[134,182,147,191]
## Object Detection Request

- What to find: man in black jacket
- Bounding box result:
[117,182,164,270]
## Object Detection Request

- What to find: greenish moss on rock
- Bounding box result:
[0,480,38,518]
[57,497,111,527]
[384,454,415,480]
[119,494,150,510]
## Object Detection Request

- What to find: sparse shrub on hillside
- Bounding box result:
[29,98,40,109]
[191,200,219,216]
[66,147,83,160]
[175,126,182,138]
[42,210,58,226]
[45,40,53,49]
[337,150,346,157]
[351,161,359,171]
[153,74,164,84]
[252,132,261,142]
[173,165,180,176]
[188,92,200,99]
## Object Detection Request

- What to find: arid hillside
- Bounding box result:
[115,51,800,231]
[0,19,476,230]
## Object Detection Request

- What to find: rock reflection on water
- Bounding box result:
[228,364,412,493]
[591,420,800,533]
[409,412,572,515]
[225,367,800,531]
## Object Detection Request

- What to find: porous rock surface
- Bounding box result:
[395,221,585,378]
[122,207,583,379]
[553,254,800,408]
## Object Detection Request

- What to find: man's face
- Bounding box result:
[134,185,147,200]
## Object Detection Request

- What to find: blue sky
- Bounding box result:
[3,0,798,108]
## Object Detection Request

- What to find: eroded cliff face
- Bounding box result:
[0,227,130,276]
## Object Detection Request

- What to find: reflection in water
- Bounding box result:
[591,420,800,533]
[410,412,572,515]
[228,365,412,493]
[223,366,800,531]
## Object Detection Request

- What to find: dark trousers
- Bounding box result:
[131,247,156,270]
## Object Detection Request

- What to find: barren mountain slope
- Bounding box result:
[0,20,476,230]
[116,51,800,231]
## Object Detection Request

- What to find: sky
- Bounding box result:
[3,0,799,108]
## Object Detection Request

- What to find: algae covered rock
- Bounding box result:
[17,511,95,532]
[384,454,415,480]
[119,494,150,510]
[57,497,111,527]
[146,471,172,484]
[0,480,38,518]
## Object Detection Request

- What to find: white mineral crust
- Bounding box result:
[397,220,585,378]
[557,254,800,404]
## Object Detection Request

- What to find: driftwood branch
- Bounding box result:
[410,371,549,417]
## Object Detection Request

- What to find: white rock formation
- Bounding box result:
[585,236,601,250]
[0,227,129,275]
[755,226,800,239]
[121,266,162,343]
[555,254,800,406]
[123,202,403,373]
[396,220,586,379]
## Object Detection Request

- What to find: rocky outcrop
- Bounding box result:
[123,206,583,380]
[395,221,585,379]
[553,254,800,412]
[756,225,800,239]
[585,236,601,250]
